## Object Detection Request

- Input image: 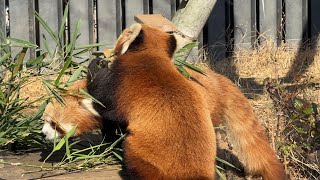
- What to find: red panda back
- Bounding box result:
[101,24,217,179]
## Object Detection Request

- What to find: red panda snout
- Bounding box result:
[41,105,78,140]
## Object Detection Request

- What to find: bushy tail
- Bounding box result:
[223,85,286,180]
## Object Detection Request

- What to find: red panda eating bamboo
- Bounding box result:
[41,80,102,140]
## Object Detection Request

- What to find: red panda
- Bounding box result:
[86,61,285,179]
[87,23,216,179]
[41,79,102,140]
[43,24,285,179]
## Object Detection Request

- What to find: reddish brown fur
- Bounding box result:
[111,23,284,179]
[43,80,102,136]
[189,69,285,180]
[48,25,285,179]
[111,25,216,179]
[50,70,285,179]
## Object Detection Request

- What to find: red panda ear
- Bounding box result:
[114,23,142,56]
[80,99,101,117]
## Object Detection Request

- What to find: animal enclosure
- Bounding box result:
[1,0,320,62]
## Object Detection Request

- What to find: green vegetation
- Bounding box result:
[265,78,320,178]
[0,37,47,148]
[0,3,105,149]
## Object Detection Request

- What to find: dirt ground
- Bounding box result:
[0,151,123,180]
[0,131,254,180]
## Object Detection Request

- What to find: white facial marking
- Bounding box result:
[61,123,76,133]
[41,120,61,140]
[41,115,76,140]
[81,99,101,117]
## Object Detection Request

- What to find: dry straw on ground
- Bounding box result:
[210,43,320,179]
[18,69,75,114]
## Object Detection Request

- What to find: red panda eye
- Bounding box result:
[50,121,55,126]
[49,120,66,135]
[166,31,175,35]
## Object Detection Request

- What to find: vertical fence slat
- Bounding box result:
[259,0,281,45]
[10,0,36,59]
[233,0,255,49]
[0,0,6,41]
[0,0,6,78]
[285,0,306,45]
[152,0,173,19]
[97,0,117,50]
[115,0,123,36]
[125,0,145,27]
[69,0,94,63]
[69,0,93,45]
[38,0,62,53]
[311,0,320,47]
[208,0,226,61]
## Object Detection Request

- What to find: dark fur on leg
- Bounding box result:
[87,57,126,143]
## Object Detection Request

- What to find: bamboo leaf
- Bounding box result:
[112,151,123,161]
[65,137,71,160]
[0,138,14,145]
[179,41,199,52]
[109,134,126,149]
[216,157,241,171]
[55,56,73,86]
[64,126,77,161]
[0,127,13,138]
[6,38,38,48]
[34,11,59,44]
[66,20,81,57]
[0,52,11,65]
[59,3,69,41]
[75,43,109,50]
[72,48,91,57]
[216,168,226,180]
[71,143,107,155]
[303,106,314,115]
[176,66,192,78]
[54,138,66,151]
[216,165,225,171]
[65,126,77,139]
[69,140,81,148]
[32,100,48,120]
[66,66,85,86]
[42,34,52,57]
[74,155,105,161]
[12,48,28,77]
[43,80,65,105]
[79,88,106,108]
[26,52,47,67]
[175,59,207,76]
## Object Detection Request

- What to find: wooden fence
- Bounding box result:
[1,0,320,62]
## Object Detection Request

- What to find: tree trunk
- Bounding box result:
[172,0,216,58]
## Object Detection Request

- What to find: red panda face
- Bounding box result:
[41,80,102,140]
